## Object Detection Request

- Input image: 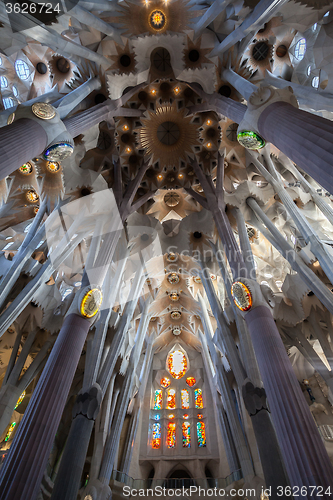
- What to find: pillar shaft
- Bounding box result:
[0,119,48,179]
[0,313,90,500]
[258,102,333,195]
[245,306,333,497]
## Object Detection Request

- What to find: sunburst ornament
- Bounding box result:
[149,10,167,31]
[138,104,199,168]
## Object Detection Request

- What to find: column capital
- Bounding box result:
[231,278,275,316]
[237,86,298,150]
[8,102,74,162]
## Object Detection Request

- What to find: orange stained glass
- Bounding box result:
[168,414,175,419]
[167,422,176,448]
[183,414,189,419]
[152,422,161,449]
[160,377,171,388]
[167,350,187,379]
[182,422,191,448]
[167,388,176,409]
[195,389,203,409]
[181,389,190,409]
[154,390,162,410]
[197,413,203,419]
[186,376,196,387]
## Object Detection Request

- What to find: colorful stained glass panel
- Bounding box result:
[154,389,162,410]
[167,388,176,409]
[182,422,191,448]
[167,422,176,448]
[181,389,190,409]
[197,421,206,447]
[186,376,196,387]
[160,377,171,388]
[5,422,16,442]
[152,422,161,449]
[167,350,187,379]
[195,388,203,409]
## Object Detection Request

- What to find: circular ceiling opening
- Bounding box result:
[218,85,232,97]
[138,91,148,101]
[164,192,180,207]
[95,93,107,104]
[276,44,287,58]
[120,54,131,67]
[160,81,171,93]
[36,62,47,74]
[157,121,180,146]
[188,49,200,62]
[193,231,202,239]
[56,57,70,74]
[252,42,269,61]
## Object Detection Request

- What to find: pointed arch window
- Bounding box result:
[154,390,162,410]
[195,388,203,409]
[167,388,176,409]
[181,389,189,409]
[152,423,161,449]
[197,421,206,447]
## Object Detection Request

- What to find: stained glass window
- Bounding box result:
[181,389,189,409]
[15,59,30,80]
[183,413,189,419]
[195,389,203,409]
[182,422,191,448]
[152,422,161,449]
[197,421,206,447]
[168,413,175,419]
[167,422,176,448]
[167,350,187,379]
[154,414,161,421]
[160,377,171,388]
[186,376,196,387]
[167,388,176,409]
[197,413,203,419]
[5,422,16,442]
[154,390,162,410]
[14,391,25,410]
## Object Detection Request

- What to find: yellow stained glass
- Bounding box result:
[152,422,161,449]
[182,422,191,448]
[167,422,176,448]
[167,350,187,379]
[14,391,25,410]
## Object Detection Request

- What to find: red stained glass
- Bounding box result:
[186,376,196,387]
[195,389,203,409]
[182,422,191,448]
[152,422,161,449]
[181,389,189,409]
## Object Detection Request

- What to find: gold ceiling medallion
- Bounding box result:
[26,189,39,203]
[166,252,178,262]
[149,9,167,31]
[80,288,103,318]
[231,281,253,312]
[193,276,202,284]
[169,292,180,301]
[167,272,180,284]
[138,104,199,169]
[46,161,60,173]
[170,310,182,320]
[19,162,33,175]
[32,102,56,120]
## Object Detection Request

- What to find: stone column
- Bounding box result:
[50,384,102,500]
[0,314,91,500]
[242,380,289,500]
[244,302,333,496]
[0,119,48,178]
[257,101,333,194]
